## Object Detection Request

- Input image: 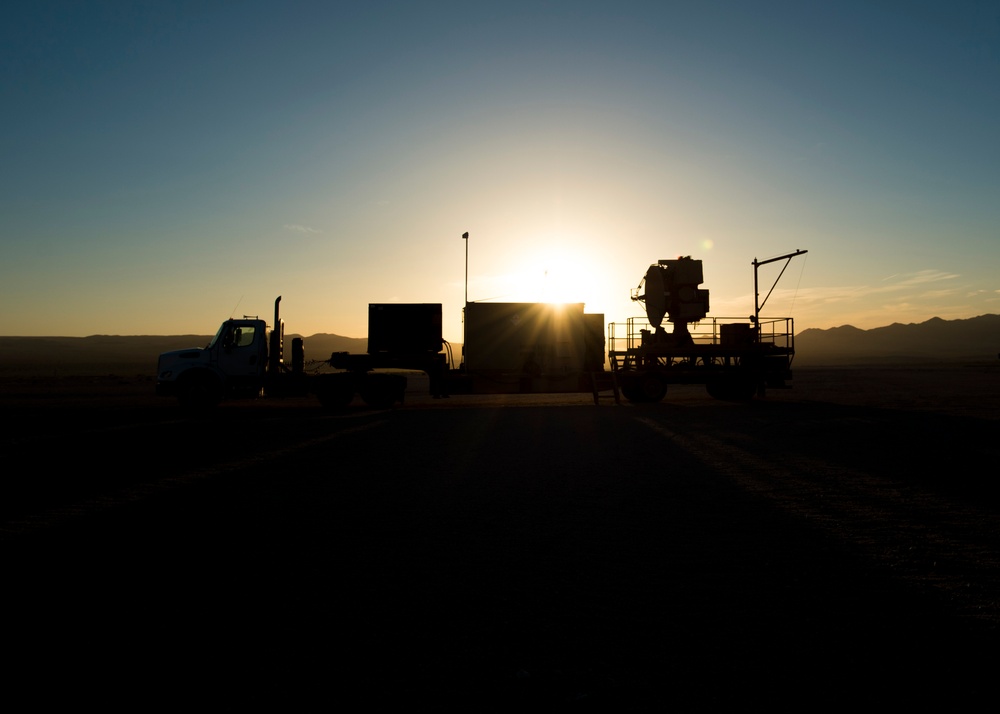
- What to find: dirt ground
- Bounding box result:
[2,364,998,707]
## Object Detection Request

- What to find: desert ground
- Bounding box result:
[2,363,999,707]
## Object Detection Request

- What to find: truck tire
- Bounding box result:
[620,372,666,403]
[317,383,354,409]
[639,373,667,403]
[706,381,727,400]
[619,375,642,403]
[736,379,759,401]
[360,373,406,409]
[176,371,222,410]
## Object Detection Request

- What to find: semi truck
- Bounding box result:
[155,250,805,408]
[155,297,439,409]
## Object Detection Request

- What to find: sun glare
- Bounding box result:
[471,228,637,326]
[502,246,596,306]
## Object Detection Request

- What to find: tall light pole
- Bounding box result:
[462,231,469,368]
[462,231,469,305]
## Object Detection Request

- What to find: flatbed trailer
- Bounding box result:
[607,249,806,403]
[608,315,796,402]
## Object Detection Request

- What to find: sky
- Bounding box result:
[2,0,998,342]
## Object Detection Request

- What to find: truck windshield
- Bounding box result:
[207,322,229,349]
[206,321,258,349]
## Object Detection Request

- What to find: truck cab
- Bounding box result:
[156,295,407,410]
[156,318,269,407]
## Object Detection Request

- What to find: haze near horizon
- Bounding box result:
[2,1,998,342]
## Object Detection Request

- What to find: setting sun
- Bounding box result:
[470,229,627,316]
[510,247,594,304]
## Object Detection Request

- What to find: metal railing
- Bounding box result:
[608,316,795,355]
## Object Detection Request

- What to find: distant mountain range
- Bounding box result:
[1,314,997,376]
[794,314,1000,365]
[0,333,367,376]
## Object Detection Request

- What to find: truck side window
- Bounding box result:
[234,326,256,348]
[222,325,256,349]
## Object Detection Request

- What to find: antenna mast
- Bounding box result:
[753,249,808,335]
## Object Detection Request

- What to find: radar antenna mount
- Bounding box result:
[752,249,808,338]
[632,256,710,347]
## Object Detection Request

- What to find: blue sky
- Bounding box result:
[2,1,998,340]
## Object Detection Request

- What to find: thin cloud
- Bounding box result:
[920,289,959,300]
[887,269,960,286]
[793,270,961,305]
[718,270,966,315]
[284,224,322,234]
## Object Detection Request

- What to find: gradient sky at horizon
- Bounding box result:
[2,1,998,341]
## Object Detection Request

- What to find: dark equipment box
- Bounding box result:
[368,303,443,355]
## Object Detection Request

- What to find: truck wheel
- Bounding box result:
[177,371,222,410]
[317,382,354,409]
[734,379,758,401]
[706,381,727,400]
[639,373,667,403]
[621,373,666,403]
[360,389,393,409]
[361,373,406,409]
[619,375,642,403]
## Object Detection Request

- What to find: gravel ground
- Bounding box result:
[2,365,998,707]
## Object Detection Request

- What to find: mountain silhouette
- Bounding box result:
[794,314,1000,365]
[2,315,997,376]
[0,333,368,376]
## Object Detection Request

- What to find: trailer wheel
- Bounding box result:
[639,373,668,403]
[735,379,758,401]
[621,373,666,403]
[620,376,641,402]
[360,373,407,409]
